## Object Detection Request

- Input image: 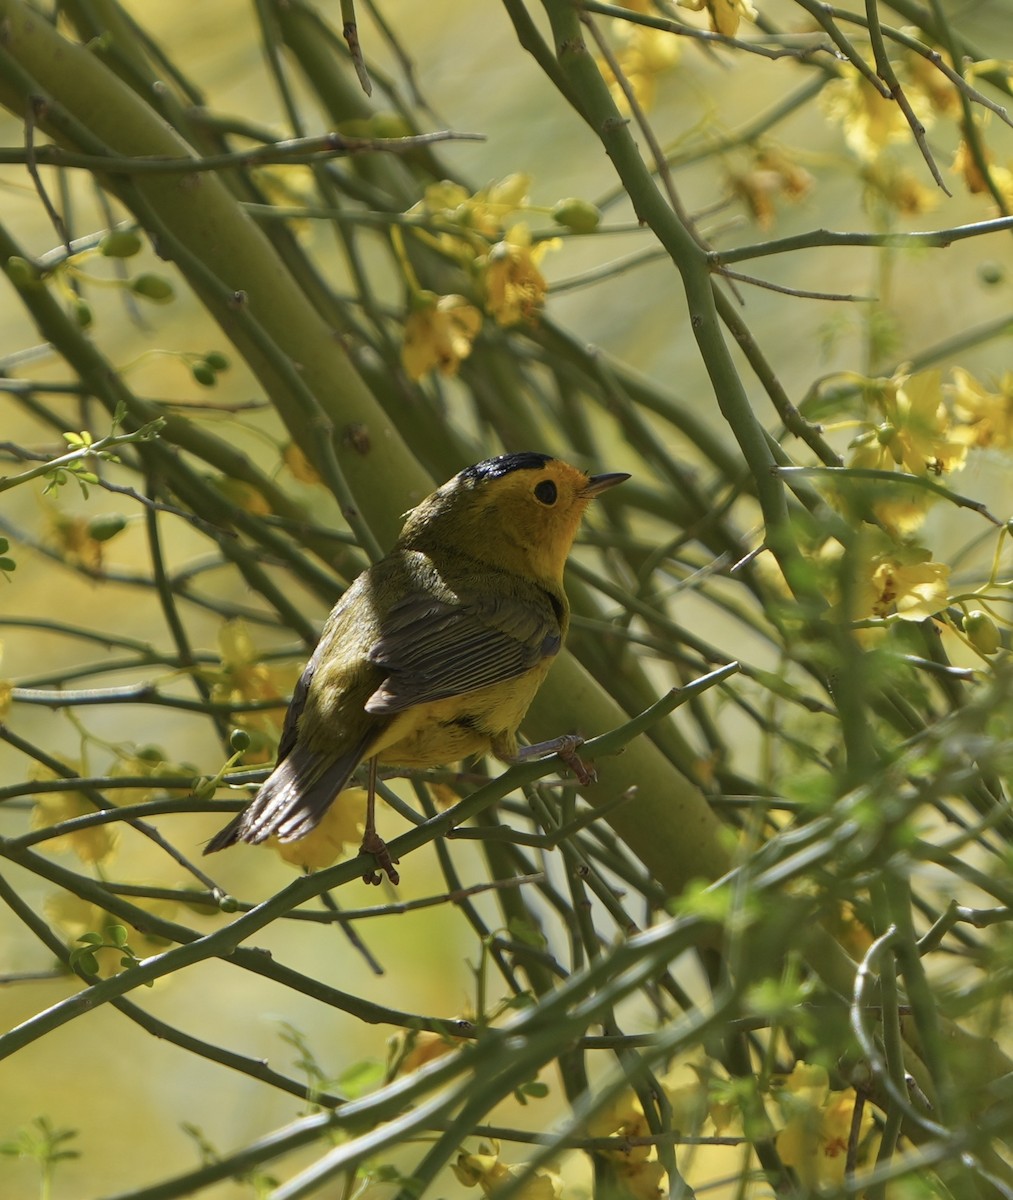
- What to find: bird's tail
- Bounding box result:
[203,736,370,854]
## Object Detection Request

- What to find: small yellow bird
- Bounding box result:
[204,452,628,882]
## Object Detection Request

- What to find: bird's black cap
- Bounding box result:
[459,452,553,483]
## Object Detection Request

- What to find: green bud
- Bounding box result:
[204,350,230,373]
[6,256,38,287]
[218,894,240,914]
[87,513,127,542]
[130,273,175,303]
[229,728,251,752]
[99,229,143,258]
[551,197,602,234]
[978,261,1004,287]
[191,362,217,387]
[965,610,1001,655]
[73,298,93,329]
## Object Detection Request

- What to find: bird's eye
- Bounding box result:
[534,480,557,505]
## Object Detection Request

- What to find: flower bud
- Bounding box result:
[87,513,127,542]
[965,611,1000,655]
[551,197,602,234]
[100,230,143,258]
[130,273,175,303]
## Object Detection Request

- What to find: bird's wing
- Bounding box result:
[364,589,562,714]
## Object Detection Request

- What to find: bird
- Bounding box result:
[203,451,628,883]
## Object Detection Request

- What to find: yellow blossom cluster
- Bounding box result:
[728,145,814,229]
[210,619,299,763]
[453,1142,562,1200]
[855,536,951,622]
[948,366,1013,449]
[952,120,1013,209]
[820,61,945,218]
[679,0,757,38]
[399,174,569,380]
[596,1,681,114]
[813,356,1013,627]
[31,771,120,866]
[849,368,967,479]
[773,1063,875,1189]
[46,893,177,980]
[269,786,367,871]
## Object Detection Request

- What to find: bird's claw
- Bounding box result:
[555,734,596,786]
[360,829,400,886]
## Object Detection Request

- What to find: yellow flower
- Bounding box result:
[729,147,814,228]
[596,6,680,113]
[389,1027,465,1076]
[282,441,322,485]
[947,367,1013,449]
[849,368,966,477]
[862,160,939,216]
[482,224,557,327]
[951,137,1013,207]
[31,772,118,865]
[108,746,192,807]
[679,0,757,36]
[270,786,366,871]
[419,175,532,240]
[775,1063,873,1188]
[46,511,106,573]
[453,1143,562,1200]
[402,291,482,380]
[46,892,176,979]
[211,475,272,516]
[823,67,932,162]
[587,1089,654,1162]
[858,545,951,622]
[211,620,298,761]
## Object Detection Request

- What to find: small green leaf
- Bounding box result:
[108,925,129,947]
[77,931,105,945]
[77,950,100,975]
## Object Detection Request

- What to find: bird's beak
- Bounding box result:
[582,472,630,498]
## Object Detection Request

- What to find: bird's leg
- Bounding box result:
[511,733,596,785]
[359,756,400,886]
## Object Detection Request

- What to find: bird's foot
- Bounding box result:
[360,829,400,886]
[514,733,596,785]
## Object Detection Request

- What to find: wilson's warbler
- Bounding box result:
[204,451,628,882]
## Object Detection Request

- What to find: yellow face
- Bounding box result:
[401,452,628,588]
